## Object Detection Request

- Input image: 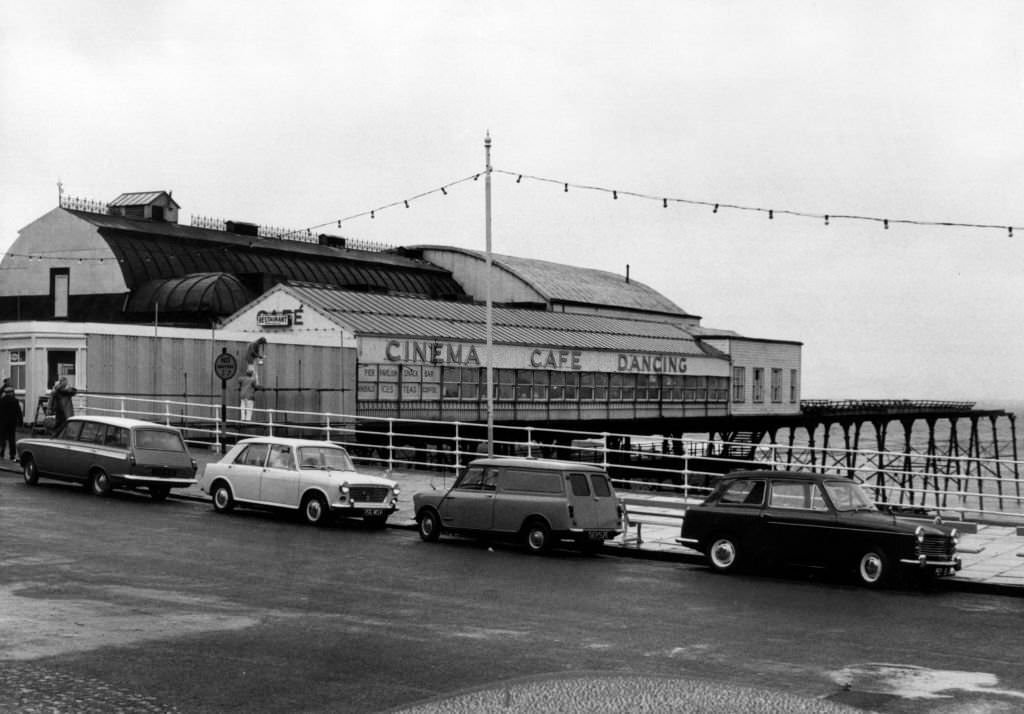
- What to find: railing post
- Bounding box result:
[213,412,222,454]
[387,418,395,474]
[120,398,126,418]
[682,453,690,500]
[527,426,533,457]
[165,401,171,426]
[601,432,609,471]
[453,421,461,485]
[268,408,274,437]
[325,415,331,442]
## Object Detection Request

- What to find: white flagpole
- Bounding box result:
[485,132,494,457]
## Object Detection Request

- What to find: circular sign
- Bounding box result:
[214,352,238,381]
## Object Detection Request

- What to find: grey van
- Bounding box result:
[412,457,624,553]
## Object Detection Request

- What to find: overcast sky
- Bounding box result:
[2,1,1022,404]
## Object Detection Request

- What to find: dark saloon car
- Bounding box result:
[677,470,961,587]
[17,416,198,500]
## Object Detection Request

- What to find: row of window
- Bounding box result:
[732,366,798,404]
[357,366,731,403]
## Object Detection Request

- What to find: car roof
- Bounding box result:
[468,456,605,471]
[235,436,344,448]
[720,470,850,482]
[68,415,178,430]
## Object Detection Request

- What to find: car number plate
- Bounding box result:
[365,509,384,517]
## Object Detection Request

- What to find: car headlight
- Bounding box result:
[950,528,959,546]
[392,485,401,496]
[339,482,350,496]
[915,526,925,544]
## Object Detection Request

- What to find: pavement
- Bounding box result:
[4,445,1024,596]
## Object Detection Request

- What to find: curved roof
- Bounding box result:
[124,273,252,316]
[413,246,691,317]
[283,285,716,356]
[69,211,466,299]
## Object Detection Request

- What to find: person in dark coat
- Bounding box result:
[51,376,77,432]
[0,384,23,461]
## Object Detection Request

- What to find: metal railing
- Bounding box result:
[74,393,1024,524]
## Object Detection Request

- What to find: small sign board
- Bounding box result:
[214,352,238,381]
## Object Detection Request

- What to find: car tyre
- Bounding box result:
[302,493,330,527]
[212,482,235,513]
[22,456,39,486]
[150,485,171,501]
[91,469,113,497]
[856,547,891,588]
[524,519,552,554]
[417,508,441,542]
[707,535,741,573]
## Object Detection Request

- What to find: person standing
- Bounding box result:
[0,384,22,461]
[238,366,258,421]
[51,375,77,432]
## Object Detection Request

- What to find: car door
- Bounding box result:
[259,444,300,506]
[762,480,835,566]
[65,419,105,481]
[227,443,269,502]
[33,420,83,479]
[440,465,496,531]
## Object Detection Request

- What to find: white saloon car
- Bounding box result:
[199,437,400,527]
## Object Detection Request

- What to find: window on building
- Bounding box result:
[531,370,549,400]
[637,374,660,401]
[771,368,783,403]
[460,367,480,401]
[710,376,730,402]
[495,369,515,400]
[51,268,69,318]
[790,369,799,403]
[549,371,579,401]
[609,373,635,402]
[8,350,26,390]
[662,374,683,401]
[752,368,764,403]
[732,366,745,403]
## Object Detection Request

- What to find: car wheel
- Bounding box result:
[150,485,170,501]
[856,548,890,587]
[524,519,552,554]
[212,482,235,513]
[417,508,441,542]
[22,456,39,486]
[91,469,113,497]
[707,535,741,573]
[302,493,329,527]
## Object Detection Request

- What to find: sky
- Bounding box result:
[2,1,1023,404]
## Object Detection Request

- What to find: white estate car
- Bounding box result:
[199,437,400,527]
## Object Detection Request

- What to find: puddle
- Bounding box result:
[830,663,1024,701]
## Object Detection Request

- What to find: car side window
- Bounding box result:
[808,484,829,512]
[104,426,129,448]
[769,481,824,510]
[267,445,293,470]
[78,421,102,444]
[455,466,485,491]
[235,444,269,467]
[569,472,590,497]
[719,479,765,506]
[58,421,83,441]
[480,468,498,491]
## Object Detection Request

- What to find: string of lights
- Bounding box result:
[3,165,1022,267]
[494,169,1022,237]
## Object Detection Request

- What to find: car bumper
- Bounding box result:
[118,474,198,489]
[899,555,962,571]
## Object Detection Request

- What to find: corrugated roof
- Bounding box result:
[68,210,466,300]
[286,284,712,355]
[414,246,690,317]
[124,273,251,315]
[108,191,179,208]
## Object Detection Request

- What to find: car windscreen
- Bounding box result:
[135,429,186,452]
[297,446,354,471]
[823,480,876,511]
